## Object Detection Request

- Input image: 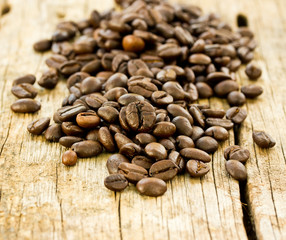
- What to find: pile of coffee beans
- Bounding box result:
[10,0,276,197]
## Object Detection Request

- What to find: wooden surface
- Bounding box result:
[0,0,285,239]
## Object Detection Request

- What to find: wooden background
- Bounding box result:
[0,0,285,239]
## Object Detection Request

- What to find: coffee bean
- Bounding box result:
[45,54,67,70]
[153,122,176,138]
[118,93,144,106]
[81,59,101,73]
[67,72,89,89]
[59,136,83,148]
[13,74,36,86]
[172,116,193,137]
[145,142,167,160]
[104,174,128,191]
[114,133,133,149]
[189,105,205,128]
[151,91,173,106]
[33,39,52,52]
[191,126,205,141]
[60,60,81,76]
[44,123,63,142]
[189,53,211,65]
[57,104,87,122]
[201,109,225,118]
[245,63,262,80]
[176,135,194,149]
[107,154,129,174]
[119,143,142,158]
[227,91,246,106]
[253,131,276,148]
[61,122,85,137]
[214,80,239,97]
[162,82,190,101]
[132,155,154,170]
[105,73,128,91]
[136,178,167,197]
[206,118,234,130]
[159,138,176,152]
[241,85,263,98]
[224,145,250,163]
[158,43,181,58]
[206,72,231,86]
[127,76,157,97]
[226,107,247,124]
[186,160,210,177]
[76,112,101,128]
[118,162,148,183]
[180,148,211,162]
[11,83,38,99]
[80,77,102,94]
[196,136,218,153]
[167,104,193,124]
[27,117,50,135]
[11,98,41,113]
[62,150,77,166]
[71,140,102,158]
[122,35,145,52]
[134,133,156,146]
[156,69,176,82]
[98,127,116,152]
[196,82,213,98]
[168,150,185,173]
[225,160,247,181]
[97,106,119,123]
[104,87,128,101]
[205,126,229,141]
[149,160,178,181]
[85,94,107,109]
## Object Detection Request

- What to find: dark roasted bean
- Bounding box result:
[134,133,156,146]
[225,160,247,181]
[252,131,276,148]
[62,150,77,166]
[153,122,176,138]
[33,39,52,52]
[119,143,142,158]
[107,154,130,174]
[11,98,41,113]
[241,85,263,98]
[114,133,133,150]
[180,148,211,162]
[62,122,85,137]
[105,73,128,91]
[44,123,63,142]
[189,105,205,128]
[201,109,225,118]
[85,94,107,109]
[118,162,148,183]
[118,93,144,106]
[205,126,229,141]
[80,77,102,94]
[149,160,178,181]
[98,127,116,152]
[136,178,167,197]
[186,160,210,178]
[214,80,239,97]
[196,82,213,98]
[227,91,246,106]
[206,118,234,130]
[245,63,262,80]
[168,151,185,173]
[145,142,167,161]
[57,104,87,122]
[226,107,247,124]
[76,112,101,128]
[167,104,193,124]
[176,135,194,149]
[172,116,193,137]
[59,136,83,148]
[132,155,154,170]
[104,174,128,191]
[11,83,37,99]
[71,140,102,158]
[151,91,173,106]
[195,136,218,153]
[224,145,250,163]
[159,138,176,152]
[27,117,50,135]
[13,74,36,86]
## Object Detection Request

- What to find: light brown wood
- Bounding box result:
[0,0,285,239]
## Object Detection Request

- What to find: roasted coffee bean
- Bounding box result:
[183,83,199,101]
[44,123,63,142]
[158,43,181,58]
[76,112,101,128]
[105,73,128,91]
[118,93,144,106]
[59,136,83,148]
[159,139,176,152]
[132,155,154,170]
[62,150,77,166]
[81,59,101,73]
[191,126,204,142]
[151,91,173,106]
[225,160,247,181]
[172,116,193,137]
[107,154,130,174]
[80,77,102,94]
[104,87,128,101]
[128,77,157,97]
[245,63,262,80]
[60,60,81,76]
[38,68,59,89]
[85,94,107,109]
[176,135,194,149]
[226,107,247,124]
[224,145,250,163]
[167,104,193,124]
[214,80,239,97]
[227,91,246,106]
[153,122,176,138]
[125,101,156,132]
[174,26,194,45]
[11,98,41,113]
[186,160,210,178]
[62,122,85,137]
[119,143,142,158]
[122,35,145,52]
[206,118,234,130]
[57,104,87,122]
[114,133,133,149]
[136,178,167,197]
[112,54,129,73]
[156,69,176,82]
[252,131,276,148]
[71,140,102,158]
[156,112,170,123]
[86,129,100,142]
[104,173,128,191]
[97,106,119,123]
[180,148,211,162]
[98,127,116,152]
[33,39,52,52]
[206,72,232,86]
[149,160,178,181]
[201,109,225,118]
[134,133,156,146]
[195,136,218,153]
[13,74,36,86]
[189,105,205,128]
[118,162,148,183]
[189,53,211,65]
[145,142,167,160]
[196,82,213,98]
[162,81,189,100]
[67,72,89,89]
[205,126,229,141]
[168,151,185,173]
[27,117,50,135]
[11,83,37,99]
[241,85,263,98]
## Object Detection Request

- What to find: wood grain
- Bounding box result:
[0,0,285,239]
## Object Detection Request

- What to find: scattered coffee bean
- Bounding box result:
[44,123,63,142]
[206,118,234,130]
[33,39,52,52]
[71,140,102,157]
[205,126,229,141]
[13,74,36,86]
[118,162,148,183]
[136,178,167,197]
[241,85,263,98]
[180,148,211,162]
[224,145,250,163]
[38,68,59,89]
[104,174,128,191]
[106,154,129,174]
[176,136,194,149]
[225,160,247,181]
[196,136,218,153]
[59,136,83,148]
[132,155,154,170]
[149,160,178,181]
[27,117,50,135]
[62,150,77,166]
[76,112,101,128]
[186,160,210,178]
[11,83,38,99]
[11,98,41,113]
[253,131,276,148]
[98,127,116,152]
[245,63,262,80]
[227,91,246,106]
[226,107,247,124]
[145,142,167,160]
[119,143,142,158]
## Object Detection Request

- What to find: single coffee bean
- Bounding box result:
[225,160,247,181]
[134,133,156,146]
[176,135,195,149]
[151,91,173,106]
[33,39,52,52]
[145,142,167,160]
[104,87,128,101]
[196,82,213,98]
[38,68,59,89]
[245,63,262,80]
[205,126,229,141]
[60,60,81,76]
[172,116,193,137]
[227,91,246,106]
[168,151,185,173]
[224,145,250,163]
[85,94,107,109]
[241,85,263,98]
[71,140,102,158]
[27,117,50,135]
[97,106,119,123]
[201,109,225,118]
[196,136,218,153]
[132,155,154,170]
[191,126,205,141]
[180,148,211,162]
[252,131,276,148]
[59,136,83,148]
[162,81,190,100]
[62,150,77,166]
[118,93,144,106]
[118,162,148,183]
[128,77,157,97]
[189,53,211,65]
[156,69,176,82]
[11,83,38,99]
[67,72,89,89]
[104,174,128,191]
[98,127,116,152]
[214,80,239,97]
[86,129,100,141]
[206,118,234,130]
[153,122,176,138]
[159,138,176,152]
[149,160,178,181]
[189,105,205,128]
[57,104,87,122]
[136,178,167,197]
[44,123,63,142]
[61,122,85,137]
[167,104,193,124]
[13,74,36,86]
[106,154,129,174]
[122,35,145,52]
[226,107,247,124]
[11,98,41,113]
[105,73,128,91]
[119,143,142,158]
[186,160,210,178]
[80,77,102,94]
[76,112,101,128]
[114,133,133,149]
